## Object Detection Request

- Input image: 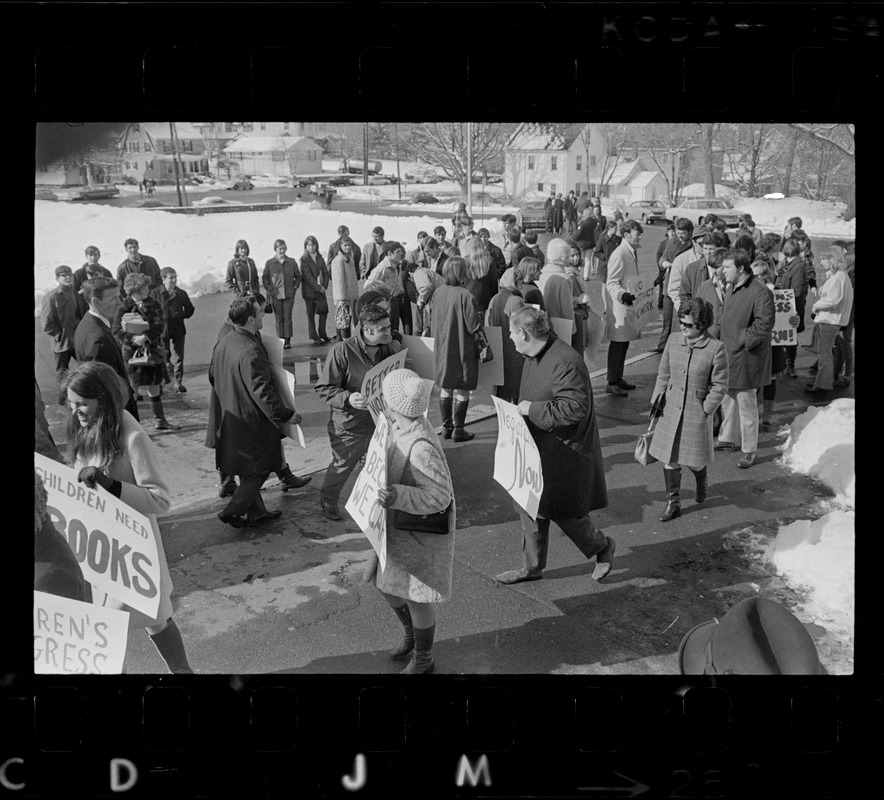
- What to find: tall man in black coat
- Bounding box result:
[209,296,302,528]
[495,306,615,585]
[73,277,139,420]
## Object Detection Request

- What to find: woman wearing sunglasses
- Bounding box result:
[648,297,728,522]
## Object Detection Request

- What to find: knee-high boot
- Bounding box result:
[149,619,194,674]
[658,467,682,522]
[691,466,708,504]
[389,603,415,659]
[401,623,435,674]
[452,398,475,442]
[436,396,453,439]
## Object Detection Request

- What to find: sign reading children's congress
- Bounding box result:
[360,350,408,424]
[34,591,129,674]
[34,453,161,620]
[345,414,389,570]
[490,396,544,520]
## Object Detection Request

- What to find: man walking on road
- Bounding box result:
[496,306,614,585]
[314,304,403,521]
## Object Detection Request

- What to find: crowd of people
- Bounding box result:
[35,200,852,676]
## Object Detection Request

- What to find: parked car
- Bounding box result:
[309,182,337,196]
[70,183,120,200]
[628,200,667,224]
[35,187,59,201]
[517,200,549,232]
[229,178,254,190]
[367,175,394,185]
[664,197,743,226]
[327,175,354,187]
[139,200,170,208]
[410,193,440,205]
[485,174,504,184]
[192,195,243,207]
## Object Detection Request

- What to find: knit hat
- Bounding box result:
[382,369,429,418]
[678,597,826,675]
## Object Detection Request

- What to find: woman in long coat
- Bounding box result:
[487,267,526,403]
[225,239,260,297]
[368,369,456,675]
[329,239,360,340]
[430,256,481,442]
[262,238,302,348]
[300,235,331,344]
[649,297,728,521]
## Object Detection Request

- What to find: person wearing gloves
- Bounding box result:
[62,361,193,673]
[604,220,644,396]
[805,247,854,395]
[363,369,456,675]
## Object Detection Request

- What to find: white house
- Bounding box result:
[222,135,324,177]
[117,123,207,182]
[621,170,669,204]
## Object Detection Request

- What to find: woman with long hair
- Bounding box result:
[63,361,193,673]
[300,235,331,344]
[460,236,498,316]
[262,239,302,349]
[514,256,545,309]
[430,256,482,442]
[330,238,360,340]
[225,239,260,297]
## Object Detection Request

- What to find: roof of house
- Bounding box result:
[140,122,203,140]
[505,122,589,151]
[602,160,641,186]
[628,170,662,188]
[223,136,323,153]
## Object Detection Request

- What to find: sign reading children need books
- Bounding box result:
[491,396,544,520]
[34,452,162,620]
[345,414,390,570]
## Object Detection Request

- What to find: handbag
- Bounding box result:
[128,345,162,367]
[391,437,453,535]
[474,328,493,363]
[264,302,274,315]
[335,302,352,330]
[634,415,659,466]
[314,292,329,315]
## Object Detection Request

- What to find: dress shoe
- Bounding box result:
[804,385,827,394]
[283,339,291,350]
[218,482,237,498]
[650,346,665,354]
[320,500,344,521]
[155,418,179,430]
[606,383,628,397]
[247,509,282,526]
[495,568,542,585]
[217,512,247,528]
[616,378,636,391]
[321,337,332,344]
[591,536,616,581]
[174,383,187,393]
[714,440,738,451]
[737,452,757,469]
[834,376,850,388]
[279,473,312,491]
[312,338,323,345]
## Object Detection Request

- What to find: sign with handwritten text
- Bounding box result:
[772,288,797,347]
[490,396,544,520]
[34,453,161,619]
[345,415,389,570]
[360,350,408,424]
[625,272,657,333]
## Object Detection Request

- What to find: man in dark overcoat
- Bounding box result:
[209,296,300,527]
[495,306,615,585]
[715,249,775,469]
[73,277,139,420]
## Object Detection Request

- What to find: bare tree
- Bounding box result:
[789,123,855,220]
[781,126,800,197]
[700,123,717,197]
[403,122,507,194]
[719,123,779,196]
[594,123,631,197]
[633,123,699,204]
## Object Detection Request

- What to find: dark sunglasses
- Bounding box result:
[678,320,696,329]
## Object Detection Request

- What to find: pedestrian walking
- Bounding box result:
[648,298,728,521]
[604,220,644,396]
[41,265,87,402]
[300,235,331,344]
[262,238,302,349]
[654,218,695,353]
[150,267,195,393]
[495,306,614,584]
[225,239,261,297]
[62,361,193,673]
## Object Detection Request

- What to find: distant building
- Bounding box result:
[222,135,324,177]
[117,123,208,183]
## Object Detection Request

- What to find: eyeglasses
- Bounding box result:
[678,320,696,329]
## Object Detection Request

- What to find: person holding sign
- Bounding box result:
[604,220,644,396]
[495,307,614,585]
[315,304,403,521]
[648,298,728,522]
[364,369,455,675]
[62,361,193,673]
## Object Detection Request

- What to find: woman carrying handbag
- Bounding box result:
[646,298,728,521]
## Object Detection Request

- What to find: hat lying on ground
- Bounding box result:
[382,368,430,418]
[678,597,826,675]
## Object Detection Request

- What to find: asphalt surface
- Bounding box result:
[35,220,854,675]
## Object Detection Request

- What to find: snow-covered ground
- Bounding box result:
[761,400,855,652]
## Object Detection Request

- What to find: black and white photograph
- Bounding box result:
[34,120,856,677]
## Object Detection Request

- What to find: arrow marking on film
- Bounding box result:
[577,772,650,796]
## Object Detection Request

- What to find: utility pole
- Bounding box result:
[171,122,189,206]
[394,123,402,200]
[466,121,472,216]
[169,122,184,207]
[363,123,369,186]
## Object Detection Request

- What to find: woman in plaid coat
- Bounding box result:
[648,297,728,521]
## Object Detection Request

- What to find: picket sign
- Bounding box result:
[344,415,389,570]
[625,272,658,334]
[269,364,306,447]
[34,453,162,620]
[772,288,797,347]
[490,396,544,520]
[550,316,575,344]
[260,331,284,366]
[361,350,409,424]
[34,591,129,674]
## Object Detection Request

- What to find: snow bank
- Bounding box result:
[737,197,855,239]
[680,183,735,198]
[33,200,506,314]
[780,398,855,509]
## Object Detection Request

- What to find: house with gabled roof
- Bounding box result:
[222,135,324,178]
[117,123,208,183]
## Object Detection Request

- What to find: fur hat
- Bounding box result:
[382,369,429,418]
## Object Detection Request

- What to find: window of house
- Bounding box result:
[244,122,254,131]
[133,161,138,170]
[284,122,290,132]
[132,124,140,133]
[182,140,193,152]
[590,155,597,166]
[550,183,557,194]
[260,122,266,131]
[225,123,234,133]
[133,142,141,153]
[528,156,535,170]
[537,182,544,192]
[551,156,557,171]
[272,151,285,161]
[143,141,151,152]
[576,155,582,171]
[166,164,174,175]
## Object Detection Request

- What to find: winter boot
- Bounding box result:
[150,396,178,430]
[148,619,194,674]
[401,623,435,674]
[452,398,475,442]
[389,603,415,660]
[658,467,682,522]
[761,398,775,431]
[436,395,453,439]
[691,466,708,504]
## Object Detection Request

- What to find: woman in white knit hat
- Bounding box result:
[364,368,456,674]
